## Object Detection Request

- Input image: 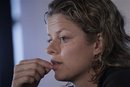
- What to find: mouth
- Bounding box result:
[51,59,62,71]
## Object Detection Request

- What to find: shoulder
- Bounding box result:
[99,67,130,87]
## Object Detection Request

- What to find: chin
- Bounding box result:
[54,74,71,81]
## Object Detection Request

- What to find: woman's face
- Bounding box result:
[47,14,96,82]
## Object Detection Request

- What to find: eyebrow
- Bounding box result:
[48,28,70,36]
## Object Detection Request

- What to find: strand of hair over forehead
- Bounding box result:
[50,0,98,26]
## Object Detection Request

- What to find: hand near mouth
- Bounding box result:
[12,58,52,87]
[51,59,63,71]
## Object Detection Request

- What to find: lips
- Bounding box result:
[51,59,62,71]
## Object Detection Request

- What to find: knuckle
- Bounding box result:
[32,62,39,68]
[20,60,26,63]
[23,76,31,82]
[14,65,20,72]
[31,70,37,76]
[35,58,41,62]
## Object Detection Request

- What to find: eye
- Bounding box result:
[59,36,69,43]
[47,38,52,43]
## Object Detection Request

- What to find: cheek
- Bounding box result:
[59,44,94,80]
[60,42,94,70]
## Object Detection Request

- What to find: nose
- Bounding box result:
[46,40,60,55]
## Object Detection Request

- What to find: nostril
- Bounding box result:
[46,44,57,55]
[47,49,54,55]
[46,47,52,54]
[46,39,60,55]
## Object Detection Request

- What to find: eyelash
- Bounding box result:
[59,36,67,43]
[47,36,69,43]
[47,39,52,43]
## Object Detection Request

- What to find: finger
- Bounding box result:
[18,58,52,76]
[14,69,41,82]
[12,76,35,87]
[15,63,47,78]
[20,58,52,69]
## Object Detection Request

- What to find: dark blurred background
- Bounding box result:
[0,0,14,87]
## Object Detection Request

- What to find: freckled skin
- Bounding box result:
[47,14,96,83]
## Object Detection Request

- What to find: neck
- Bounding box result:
[72,70,97,87]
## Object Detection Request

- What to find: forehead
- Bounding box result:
[47,14,84,34]
[48,14,71,27]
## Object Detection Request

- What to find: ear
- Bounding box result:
[93,33,104,56]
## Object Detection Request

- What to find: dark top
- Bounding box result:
[98,67,130,87]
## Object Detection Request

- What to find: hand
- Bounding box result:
[12,58,52,87]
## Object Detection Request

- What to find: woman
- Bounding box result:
[12,0,130,87]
